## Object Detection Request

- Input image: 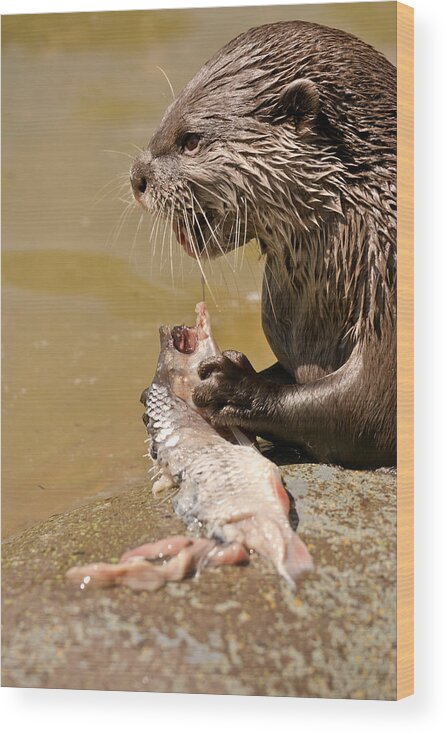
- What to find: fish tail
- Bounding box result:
[280,532,314,585]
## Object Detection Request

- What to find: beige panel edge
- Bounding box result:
[396,1,414,701]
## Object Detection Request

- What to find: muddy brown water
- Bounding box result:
[1,5,396,537]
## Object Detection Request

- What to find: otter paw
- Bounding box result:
[194,350,259,410]
[197,350,257,381]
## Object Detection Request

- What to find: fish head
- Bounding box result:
[153,302,219,405]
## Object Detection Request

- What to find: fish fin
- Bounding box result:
[230,426,258,448]
[281,533,314,585]
[152,469,176,496]
[222,516,313,586]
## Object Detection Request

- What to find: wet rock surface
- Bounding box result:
[2,461,396,698]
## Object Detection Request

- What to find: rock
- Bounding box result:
[1,462,396,698]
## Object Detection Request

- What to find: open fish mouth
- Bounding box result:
[171,325,198,354]
[170,301,211,355]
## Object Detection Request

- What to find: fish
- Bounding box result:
[66,302,313,591]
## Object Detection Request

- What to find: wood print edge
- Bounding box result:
[396,0,414,701]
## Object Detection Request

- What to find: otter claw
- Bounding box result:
[210,405,252,428]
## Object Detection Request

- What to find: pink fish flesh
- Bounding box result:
[67,303,313,591]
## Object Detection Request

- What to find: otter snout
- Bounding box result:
[130,152,152,208]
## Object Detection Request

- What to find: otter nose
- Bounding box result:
[132,171,148,195]
[130,154,152,204]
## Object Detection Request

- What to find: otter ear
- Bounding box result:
[276,78,319,124]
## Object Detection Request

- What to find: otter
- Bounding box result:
[130,21,396,468]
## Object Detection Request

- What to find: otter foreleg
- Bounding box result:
[193,349,395,468]
[258,361,297,385]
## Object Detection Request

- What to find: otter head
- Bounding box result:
[130,25,345,261]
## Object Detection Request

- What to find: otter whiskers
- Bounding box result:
[181,201,215,303]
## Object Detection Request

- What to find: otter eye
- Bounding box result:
[182,133,201,155]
